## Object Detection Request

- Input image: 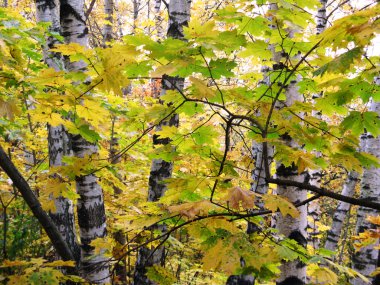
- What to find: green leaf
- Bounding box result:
[146,265,177,285]
[341,111,380,136]
[78,124,101,143]
[314,47,362,76]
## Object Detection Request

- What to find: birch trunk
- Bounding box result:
[60,0,110,283]
[154,0,164,39]
[324,171,359,252]
[352,77,380,284]
[276,80,308,285]
[307,0,328,250]
[36,0,81,262]
[103,0,114,45]
[226,69,274,285]
[133,1,191,284]
[132,0,140,33]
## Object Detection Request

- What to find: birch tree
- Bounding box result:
[272,11,307,285]
[133,1,191,284]
[60,0,110,282]
[103,0,114,45]
[35,0,81,262]
[352,77,380,284]
[325,171,359,252]
[307,0,327,250]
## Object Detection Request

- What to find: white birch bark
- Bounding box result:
[226,68,274,285]
[103,0,114,45]
[352,77,380,284]
[36,0,81,262]
[324,171,359,252]
[276,80,308,285]
[133,1,191,284]
[60,0,110,283]
[35,0,62,70]
[154,0,164,39]
[132,0,140,33]
[307,0,328,250]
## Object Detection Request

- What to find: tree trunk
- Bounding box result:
[0,145,76,264]
[103,0,114,45]
[275,82,308,285]
[352,79,380,284]
[324,171,359,252]
[307,0,328,251]
[60,0,110,283]
[154,0,164,39]
[133,1,191,284]
[226,70,274,285]
[132,0,140,32]
[36,0,81,262]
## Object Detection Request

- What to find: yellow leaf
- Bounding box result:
[0,98,20,121]
[308,264,338,284]
[190,76,215,99]
[168,200,215,218]
[29,68,70,86]
[370,267,380,277]
[225,186,254,210]
[44,260,75,267]
[1,260,31,267]
[151,64,178,77]
[50,43,87,56]
[367,215,380,225]
[184,19,217,39]
[202,239,240,274]
[263,194,299,218]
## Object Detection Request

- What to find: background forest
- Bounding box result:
[0,0,379,284]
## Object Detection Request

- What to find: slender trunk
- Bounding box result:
[132,0,140,33]
[154,0,164,39]
[0,145,76,263]
[35,0,81,262]
[275,81,308,285]
[352,77,380,284]
[103,0,114,45]
[60,0,110,283]
[226,70,274,285]
[324,171,359,252]
[307,0,328,250]
[110,118,127,285]
[133,1,191,284]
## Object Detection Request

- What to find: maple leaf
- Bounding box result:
[263,194,299,218]
[367,215,380,225]
[168,200,215,218]
[308,264,338,285]
[202,239,240,274]
[225,186,254,210]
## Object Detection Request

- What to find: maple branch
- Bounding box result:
[0,145,77,265]
[84,0,97,21]
[109,194,322,273]
[266,177,380,210]
[199,46,226,105]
